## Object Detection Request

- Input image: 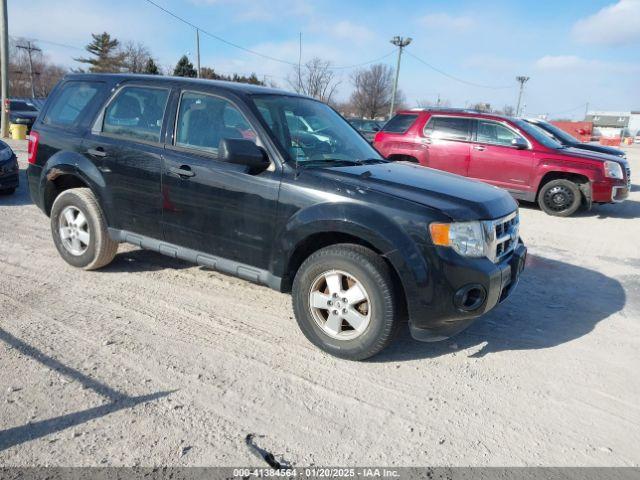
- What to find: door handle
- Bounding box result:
[87,147,107,158]
[169,165,195,178]
[473,145,486,151]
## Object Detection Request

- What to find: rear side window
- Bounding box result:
[103,86,169,143]
[425,116,472,141]
[382,114,418,133]
[43,82,101,127]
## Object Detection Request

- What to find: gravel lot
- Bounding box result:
[1,139,639,467]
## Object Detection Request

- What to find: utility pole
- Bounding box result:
[298,32,302,93]
[389,36,412,119]
[515,76,530,117]
[195,29,201,78]
[16,41,41,98]
[0,0,9,138]
[584,102,589,120]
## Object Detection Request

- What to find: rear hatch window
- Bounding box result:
[381,114,418,133]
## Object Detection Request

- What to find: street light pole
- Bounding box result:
[389,36,411,119]
[0,0,9,138]
[515,75,530,117]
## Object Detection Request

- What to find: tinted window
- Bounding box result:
[425,116,471,141]
[477,120,522,146]
[10,101,38,112]
[43,82,101,126]
[382,114,418,133]
[103,86,169,142]
[175,92,257,154]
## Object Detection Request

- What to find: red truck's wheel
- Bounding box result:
[538,179,581,217]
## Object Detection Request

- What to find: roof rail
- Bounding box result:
[407,107,486,114]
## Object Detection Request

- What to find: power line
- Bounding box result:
[142,0,298,66]
[142,0,396,71]
[331,50,396,70]
[10,36,84,51]
[405,50,514,90]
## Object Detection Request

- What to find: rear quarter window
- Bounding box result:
[382,114,418,133]
[43,81,103,127]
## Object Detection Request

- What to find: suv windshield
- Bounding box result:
[252,95,383,166]
[529,120,578,145]
[512,119,564,150]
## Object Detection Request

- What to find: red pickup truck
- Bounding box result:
[374,109,631,216]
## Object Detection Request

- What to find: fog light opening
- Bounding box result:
[454,285,486,312]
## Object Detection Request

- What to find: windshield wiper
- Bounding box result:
[299,159,365,168]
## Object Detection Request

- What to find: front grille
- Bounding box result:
[626,167,631,189]
[482,211,519,263]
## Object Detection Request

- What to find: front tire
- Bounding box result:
[538,179,582,217]
[292,244,398,360]
[50,188,118,270]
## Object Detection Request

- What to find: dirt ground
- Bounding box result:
[1,139,639,467]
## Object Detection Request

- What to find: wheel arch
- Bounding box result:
[535,170,591,203]
[274,203,429,321]
[386,154,419,163]
[40,151,111,220]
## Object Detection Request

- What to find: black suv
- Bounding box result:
[27,74,526,360]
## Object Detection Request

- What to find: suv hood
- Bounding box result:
[311,161,517,221]
[568,142,625,158]
[558,147,629,167]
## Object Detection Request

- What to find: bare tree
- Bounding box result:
[349,64,395,119]
[288,57,339,104]
[8,37,67,97]
[502,105,515,116]
[417,97,451,108]
[470,102,491,112]
[122,41,153,74]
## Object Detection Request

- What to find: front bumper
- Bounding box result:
[408,242,527,342]
[592,174,630,204]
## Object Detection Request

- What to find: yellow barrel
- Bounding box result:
[9,123,28,140]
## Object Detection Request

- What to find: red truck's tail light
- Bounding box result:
[27,131,40,164]
[373,131,383,143]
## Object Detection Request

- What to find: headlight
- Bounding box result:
[604,160,623,179]
[0,147,13,162]
[429,221,485,257]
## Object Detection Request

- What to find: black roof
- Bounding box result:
[63,73,304,97]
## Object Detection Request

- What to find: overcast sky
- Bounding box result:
[8,0,640,118]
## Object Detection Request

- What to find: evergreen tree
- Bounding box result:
[75,32,125,73]
[173,55,197,77]
[144,58,160,75]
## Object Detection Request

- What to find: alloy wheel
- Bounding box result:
[58,206,90,256]
[308,269,372,340]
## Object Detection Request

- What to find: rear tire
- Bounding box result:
[50,188,118,270]
[292,244,399,360]
[538,179,582,217]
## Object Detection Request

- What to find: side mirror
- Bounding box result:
[372,125,380,132]
[511,137,528,149]
[218,138,270,171]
